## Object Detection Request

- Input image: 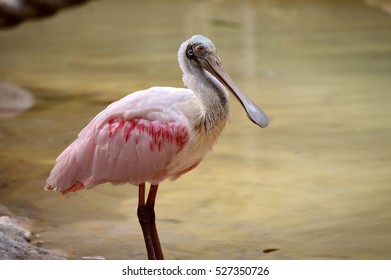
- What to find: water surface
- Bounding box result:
[0,0,391,259]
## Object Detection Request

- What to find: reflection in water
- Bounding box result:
[0,0,391,259]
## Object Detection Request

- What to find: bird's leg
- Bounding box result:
[137,183,156,260]
[146,184,164,260]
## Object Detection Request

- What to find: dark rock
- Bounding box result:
[0,0,89,28]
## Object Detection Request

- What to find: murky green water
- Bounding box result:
[1,0,391,259]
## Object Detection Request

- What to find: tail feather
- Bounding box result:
[45,137,94,193]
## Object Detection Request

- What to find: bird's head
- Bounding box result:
[181,35,269,128]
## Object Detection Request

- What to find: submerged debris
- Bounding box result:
[263,248,280,254]
[0,81,35,119]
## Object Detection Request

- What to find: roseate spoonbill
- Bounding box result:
[45,35,269,260]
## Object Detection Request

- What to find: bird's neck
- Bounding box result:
[181,61,230,133]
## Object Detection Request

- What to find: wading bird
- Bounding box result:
[45,35,269,260]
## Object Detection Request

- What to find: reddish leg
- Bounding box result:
[146,184,164,260]
[137,183,156,260]
[137,183,164,260]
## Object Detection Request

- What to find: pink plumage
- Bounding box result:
[45,87,209,194]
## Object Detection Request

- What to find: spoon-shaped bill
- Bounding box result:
[201,53,269,128]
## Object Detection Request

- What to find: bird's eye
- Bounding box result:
[195,45,205,54]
